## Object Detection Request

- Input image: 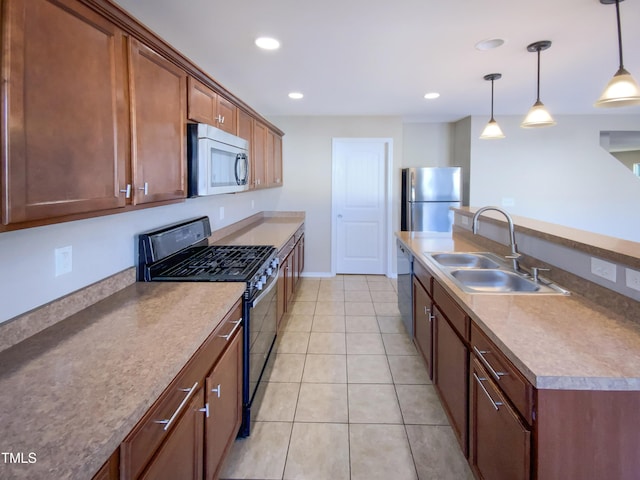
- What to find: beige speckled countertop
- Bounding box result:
[211,213,304,251]
[0,281,246,479]
[397,231,640,392]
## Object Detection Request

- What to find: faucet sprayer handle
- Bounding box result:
[531,267,550,282]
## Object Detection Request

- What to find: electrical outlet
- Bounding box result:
[219,206,225,220]
[251,200,255,209]
[501,197,515,207]
[590,257,617,283]
[461,216,469,226]
[626,268,640,292]
[55,246,72,276]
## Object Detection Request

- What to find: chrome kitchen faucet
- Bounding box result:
[472,206,522,272]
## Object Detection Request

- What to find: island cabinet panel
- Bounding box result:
[205,326,243,480]
[470,358,530,480]
[276,227,305,329]
[535,389,640,480]
[434,304,469,456]
[128,38,186,205]
[413,275,433,379]
[1,0,128,224]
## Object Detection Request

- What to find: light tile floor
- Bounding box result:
[220,275,474,480]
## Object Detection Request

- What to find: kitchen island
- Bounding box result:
[397,222,640,480]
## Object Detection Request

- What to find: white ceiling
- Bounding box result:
[113,0,640,122]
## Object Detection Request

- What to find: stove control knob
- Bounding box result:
[267,267,273,276]
[271,258,279,268]
[255,281,263,290]
[261,275,267,283]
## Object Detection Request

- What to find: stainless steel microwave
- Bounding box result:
[187,123,249,196]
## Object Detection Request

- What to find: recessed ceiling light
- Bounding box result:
[255,37,280,50]
[288,92,304,100]
[424,92,440,100]
[475,38,505,51]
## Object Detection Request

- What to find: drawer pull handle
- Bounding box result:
[211,384,221,398]
[154,382,198,431]
[473,346,506,382]
[474,373,503,411]
[219,319,242,341]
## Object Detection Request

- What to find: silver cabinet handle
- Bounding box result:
[154,382,198,431]
[424,306,435,322]
[199,403,209,418]
[119,184,131,198]
[137,182,149,195]
[473,346,506,382]
[473,373,503,411]
[211,384,221,398]
[218,319,242,341]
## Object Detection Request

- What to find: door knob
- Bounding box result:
[337,214,343,219]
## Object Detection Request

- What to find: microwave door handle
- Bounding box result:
[235,154,248,185]
[235,155,242,185]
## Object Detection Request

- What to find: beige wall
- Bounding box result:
[269,116,403,275]
[469,114,640,242]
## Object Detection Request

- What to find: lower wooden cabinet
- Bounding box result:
[470,358,531,480]
[413,276,433,379]
[434,306,469,456]
[140,388,205,480]
[119,299,243,480]
[276,229,305,329]
[205,328,243,479]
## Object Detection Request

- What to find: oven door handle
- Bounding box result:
[252,268,279,308]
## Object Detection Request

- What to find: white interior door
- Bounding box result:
[332,139,389,274]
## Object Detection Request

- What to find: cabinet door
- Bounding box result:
[129,38,186,205]
[276,255,287,329]
[272,132,283,186]
[140,388,205,480]
[252,121,267,188]
[2,0,128,224]
[216,96,237,135]
[413,277,433,379]
[265,129,283,187]
[187,76,216,124]
[205,327,243,480]
[470,358,531,480]
[434,307,469,456]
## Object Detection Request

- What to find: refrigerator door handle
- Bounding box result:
[410,170,416,202]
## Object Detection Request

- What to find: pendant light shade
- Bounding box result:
[595,0,640,107]
[480,73,505,139]
[521,41,556,128]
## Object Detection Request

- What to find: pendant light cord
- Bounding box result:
[615,0,625,69]
[536,48,541,102]
[490,79,495,121]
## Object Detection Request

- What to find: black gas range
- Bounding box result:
[137,216,279,437]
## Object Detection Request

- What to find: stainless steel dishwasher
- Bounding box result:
[396,239,414,337]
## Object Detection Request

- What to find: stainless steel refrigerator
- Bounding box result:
[401,167,461,232]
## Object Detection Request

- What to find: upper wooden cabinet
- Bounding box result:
[1,0,129,225]
[187,77,237,134]
[129,39,186,205]
[252,121,283,190]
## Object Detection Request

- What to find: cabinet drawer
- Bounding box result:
[433,281,468,341]
[414,260,433,295]
[121,299,242,479]
[471,323,533,425]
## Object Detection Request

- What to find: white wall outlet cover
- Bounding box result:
[626,268,640,292]
[590,257,617,283]
[219,206,225,220]
[55,246,72,276]
[461,216,469,226]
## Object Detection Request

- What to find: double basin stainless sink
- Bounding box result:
[425,252,570,295]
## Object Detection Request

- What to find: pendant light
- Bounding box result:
[521,40,556,128]
[480,73,505,139]
[594,0,640,107]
